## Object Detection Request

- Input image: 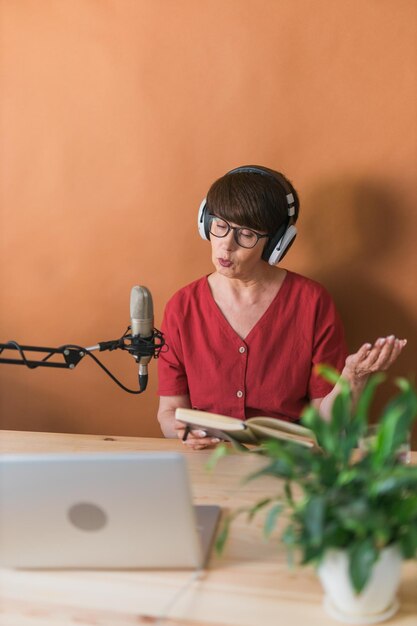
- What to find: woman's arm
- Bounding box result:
[157,395,192,438]
[313,335,407,420]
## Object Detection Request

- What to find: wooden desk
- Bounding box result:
[1,430,416,626]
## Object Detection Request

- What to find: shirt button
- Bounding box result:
[239,346,246,354]
[236,390,244,398]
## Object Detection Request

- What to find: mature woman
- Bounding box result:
[157,166,406,449]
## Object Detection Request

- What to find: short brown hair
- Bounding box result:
[206,166,299,234]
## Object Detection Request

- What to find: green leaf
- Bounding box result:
[399,525,417,558]
[215,516,231,554]
[303,495,325,547]
[215,507,247,554]
[264,503,284,538]
[373,409,408,466]
[349,538,378,593]
[301,404,322,432]
[256,438,284,458]
[355,374,385,427]
[284,480,294,505]
[391,496,417,522]
[373,527,391,549]
[310,455,339,489]
[245,442,312,482]
[315,364,348,392]
[334,499,371,536]
[336,468,361,486]
[321,521,351,550]
[301,543,322,565]
[223,435,251,452]
[205,442,229,472]
[370,466,417,497]
[302,405,335,454]
[372,382,417,466]
[282,524,297,568]
[395,377,417,396]
[329,392,353,461]
[247,498,273,522]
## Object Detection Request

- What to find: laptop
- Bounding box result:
[0,452,221,569]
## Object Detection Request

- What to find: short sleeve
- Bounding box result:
[308,290,348,399]
[157,298,189,397]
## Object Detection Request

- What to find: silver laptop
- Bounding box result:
[0,452,221,569]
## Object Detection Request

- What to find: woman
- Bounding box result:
[157,166,406,449]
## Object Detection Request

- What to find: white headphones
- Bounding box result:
[197,165,298,265]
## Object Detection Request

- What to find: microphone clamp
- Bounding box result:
[95,338,125,352]
[90,327,166,361]
[123,333,157,361]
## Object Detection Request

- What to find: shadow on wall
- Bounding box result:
[302,177,417,444]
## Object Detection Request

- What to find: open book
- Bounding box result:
[175,408,317,448]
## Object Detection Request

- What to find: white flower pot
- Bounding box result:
[317,545,402,624]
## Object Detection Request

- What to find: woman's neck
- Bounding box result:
[209,266,287,304]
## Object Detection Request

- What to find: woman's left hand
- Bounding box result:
[314,335,407,421]
[343,335,407,384]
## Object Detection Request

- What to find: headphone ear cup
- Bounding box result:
[262,222,287,262]
[265,225,297,266]
[197,198,211,240]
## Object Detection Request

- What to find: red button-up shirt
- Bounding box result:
[157,271,348,422]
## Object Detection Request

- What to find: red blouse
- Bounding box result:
[157,271,348,422]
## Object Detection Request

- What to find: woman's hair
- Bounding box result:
[206,167,300,234]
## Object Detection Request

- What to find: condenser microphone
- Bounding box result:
[130,285,154,391]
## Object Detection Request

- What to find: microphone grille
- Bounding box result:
[130,285,154,320]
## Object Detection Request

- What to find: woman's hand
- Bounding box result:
[174,421,222,450]
[315,335,407,421]
[157,395,222,448]
[343,335,407,385]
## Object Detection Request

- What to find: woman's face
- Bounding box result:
[209,217,268,280]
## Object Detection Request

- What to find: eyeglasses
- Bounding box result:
[208,215,269,249]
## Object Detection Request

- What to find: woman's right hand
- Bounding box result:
[157,394,221,449]
[175,421,222,450]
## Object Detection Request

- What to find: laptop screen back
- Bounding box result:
[0,452,219,569]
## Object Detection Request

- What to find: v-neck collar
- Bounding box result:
[203,271,290,343]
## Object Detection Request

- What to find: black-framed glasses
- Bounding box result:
[208,215,269,249]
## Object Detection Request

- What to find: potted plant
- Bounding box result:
[213,369,417,624]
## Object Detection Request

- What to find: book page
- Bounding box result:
[248,423,315,447]
[247,416,313,438]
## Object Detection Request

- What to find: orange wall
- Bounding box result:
[1,1,416,439]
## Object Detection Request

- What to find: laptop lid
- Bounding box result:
[0,452,220,569]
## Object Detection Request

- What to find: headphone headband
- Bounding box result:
[226,166,296,218]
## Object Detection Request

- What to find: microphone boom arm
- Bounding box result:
[0,343,86,369]
[0,327,166,388]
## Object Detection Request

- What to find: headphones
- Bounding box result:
[197,165,298,265]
